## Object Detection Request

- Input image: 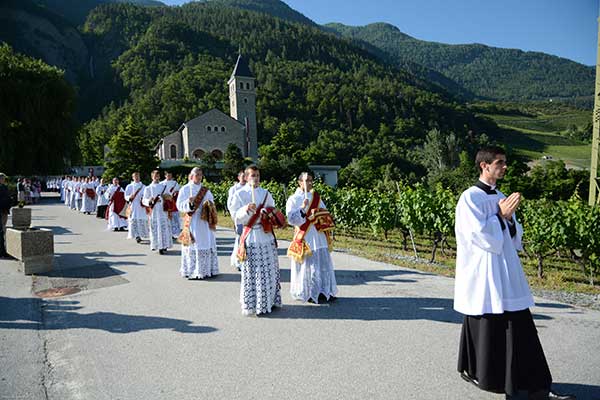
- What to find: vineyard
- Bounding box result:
[201,179,600,289]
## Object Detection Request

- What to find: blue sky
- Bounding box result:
[160,0,597,66]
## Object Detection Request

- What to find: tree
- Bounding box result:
[0,44,77,175]
[221,143,246,180]
[103,115,158,180]
[200,152,217,177]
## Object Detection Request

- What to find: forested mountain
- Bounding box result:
[2,0,590,184]
[197,0,317,26]
[326,22,595,104]
[76,2,496,182]
[33,0,165,26]
[0,0,88,84]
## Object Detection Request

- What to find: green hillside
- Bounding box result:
[197,0,317,26]
[471,102,593,169]
[78,2,496,182]
[326,22,595,104]
[33,0,165,26]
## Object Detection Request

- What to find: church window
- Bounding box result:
[170,144,177,159]
[240,82,244,89]
[207,126,211,132]
[246,82,250,90]
[211,149,223,160]
[214,126,218,132]
[193,149,205,159]
[221,126,226,132]
[243,98,248,104]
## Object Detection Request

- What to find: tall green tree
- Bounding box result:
[0,43,77,175]
[103,115,158,180]
[221,143,246,180]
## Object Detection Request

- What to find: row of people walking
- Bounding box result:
[59,166,338,316]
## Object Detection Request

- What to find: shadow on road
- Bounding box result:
[205,268,424,286]
[263,296,464,323]
[261,297,554,324]
[552,382,600,400]
[0,297,216,334]
[35,226,79,236]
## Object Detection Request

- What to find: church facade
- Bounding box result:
[156,54,258,162]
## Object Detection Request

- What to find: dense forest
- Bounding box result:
[326,22,595,104]
[78,2,497,184]
[0,0,594,191]
[0,44,78,174]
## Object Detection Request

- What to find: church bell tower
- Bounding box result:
[228,54,257,160]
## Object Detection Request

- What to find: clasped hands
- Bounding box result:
[247,203,267,215]
[498,192,521,221]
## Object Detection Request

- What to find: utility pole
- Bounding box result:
[589,8,600,205]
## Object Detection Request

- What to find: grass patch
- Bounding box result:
[217,212,600,295]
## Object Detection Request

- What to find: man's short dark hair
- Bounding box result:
[475,146,506,173]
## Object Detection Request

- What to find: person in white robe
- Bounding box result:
[104,178,128,231]
[176,167,219,279]
[80,178,96,214]
[64,177,72,207]
[125,172,149,243]
[95,178,109,219]
[71,177,82,211]
[60,176,67,202]
[161,172,181,238]
[143,170,173,254]
[227,170,246,271]
[286,172,338,303]
[231,165,282,316]
[454,146,573,400]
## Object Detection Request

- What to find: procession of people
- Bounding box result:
[55,165,339,318]
[13,149,575,399]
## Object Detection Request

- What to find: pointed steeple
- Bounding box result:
[230,53,253,80]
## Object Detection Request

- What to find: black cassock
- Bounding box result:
[458,309,552,396]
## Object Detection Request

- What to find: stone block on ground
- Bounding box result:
[6,228,54,274]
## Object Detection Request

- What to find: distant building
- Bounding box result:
[309,165,341,187]
[156,54,258,163]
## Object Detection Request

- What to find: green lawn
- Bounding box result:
[483,110,593,169]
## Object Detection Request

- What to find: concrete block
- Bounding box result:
[6,228,54,275]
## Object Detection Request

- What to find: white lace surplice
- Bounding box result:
[143,182,173,251]
[231,185,282,315]
[125,182,149,239]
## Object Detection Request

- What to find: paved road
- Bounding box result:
[1,194,599,400]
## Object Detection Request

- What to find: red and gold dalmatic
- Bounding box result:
[287,192,335,263]
[286,189,338,303]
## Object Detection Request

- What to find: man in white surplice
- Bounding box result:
[143,170,173,255]
[161,172,181,239]
[64,177,72,207]
[104,178,127,231]
[231,165,282,316]
[71,177,81,211]
[176,167,219,279]
[227,170,246,271]
[95,178,109,219]
[125,172,149,243]
[454,146,571,400]
[286,172,338,303]
[80,177,97,215]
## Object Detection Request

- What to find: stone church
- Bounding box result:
[156,54,258,162]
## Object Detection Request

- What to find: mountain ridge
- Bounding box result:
[325,21,594,103]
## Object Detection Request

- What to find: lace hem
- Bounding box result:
[240,241,282,315]
[181,248,219,279]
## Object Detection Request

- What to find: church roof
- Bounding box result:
[180,108,244,129]
[230,54,253,79]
